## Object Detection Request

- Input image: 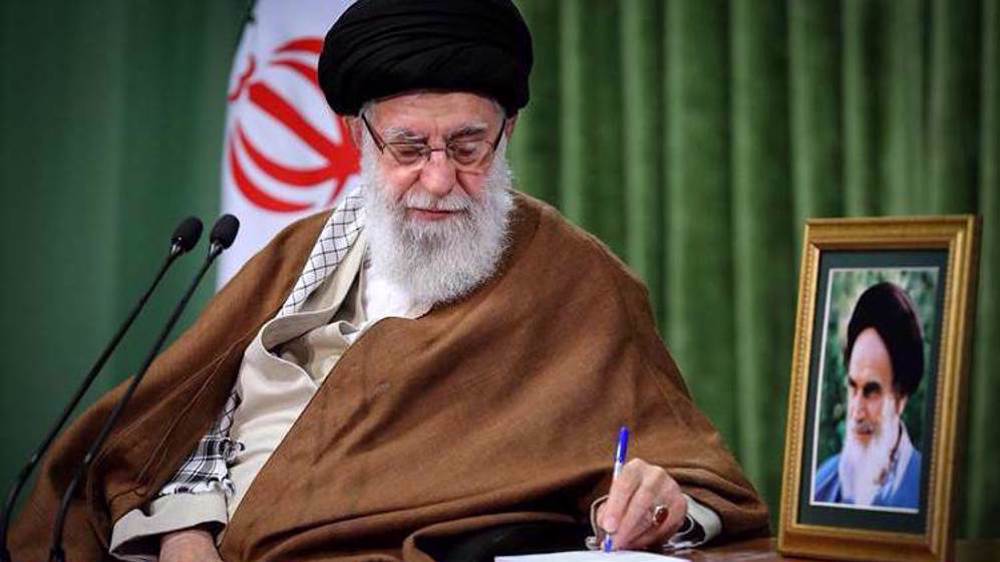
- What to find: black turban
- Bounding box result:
[318,0,533,116]
[844,282,926,398]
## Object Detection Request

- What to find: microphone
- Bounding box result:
[171,217,203,255]
[209,214,240,255]
[0,217,202,562]
[48,215,239,562]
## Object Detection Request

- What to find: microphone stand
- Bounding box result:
[0,218,201,562]
[48,237,230,562]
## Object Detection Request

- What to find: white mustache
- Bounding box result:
[852,419,877,435]
[402,190,472,212]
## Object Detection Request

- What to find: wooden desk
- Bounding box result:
[673,538,999,562]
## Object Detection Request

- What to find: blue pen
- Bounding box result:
[603,426,629,553]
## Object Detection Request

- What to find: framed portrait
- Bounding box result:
[778,216,980,562]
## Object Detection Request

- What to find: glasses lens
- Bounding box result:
[449,141,489,167]
[388,143,426,165]
[384,140,494,169]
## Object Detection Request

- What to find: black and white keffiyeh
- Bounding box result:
[156,391,242,496]
[279,189,366,316]
[155,189,366,499]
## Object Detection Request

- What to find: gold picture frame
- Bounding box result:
[778,216,980,562]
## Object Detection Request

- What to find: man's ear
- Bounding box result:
[346,116,364,148]
[895,394,908,415]
[504,113,519,140]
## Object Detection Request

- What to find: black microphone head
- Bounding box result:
[170,216,203,254]
[210,214,240,250]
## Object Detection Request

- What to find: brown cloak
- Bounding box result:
[11,193,768,561]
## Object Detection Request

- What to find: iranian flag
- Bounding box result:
[218,0,360,286]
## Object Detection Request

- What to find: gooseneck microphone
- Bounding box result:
[48,215,238,562]
[0,217,202,562]
[208,214,240,256]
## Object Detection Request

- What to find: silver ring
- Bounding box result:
[651,504,669,526]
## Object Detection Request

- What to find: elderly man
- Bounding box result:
[11,1,767,560]
[814,281,925,509]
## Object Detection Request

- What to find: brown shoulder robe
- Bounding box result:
[11,193,768,561]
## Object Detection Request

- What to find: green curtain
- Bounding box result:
[510,0,999,537]
[0,0,996,540]
[0,0,244,503]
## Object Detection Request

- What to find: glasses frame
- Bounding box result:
[360,113,505,171]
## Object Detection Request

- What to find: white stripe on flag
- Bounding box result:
[217,0,360,287]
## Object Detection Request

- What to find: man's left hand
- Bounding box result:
[596,458,687,551]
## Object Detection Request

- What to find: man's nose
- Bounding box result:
[847,391,862,415]
[419,151,457,196]
[850,397,867,419]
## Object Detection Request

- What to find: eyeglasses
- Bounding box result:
[361,113,505,172]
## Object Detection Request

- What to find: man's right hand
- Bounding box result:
[160,527,223,562]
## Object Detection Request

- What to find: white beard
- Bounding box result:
[360,137,514,306]
[839,396,901,505]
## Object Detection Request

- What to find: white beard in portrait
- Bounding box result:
[838,394,902,505]
[360,134,515,307]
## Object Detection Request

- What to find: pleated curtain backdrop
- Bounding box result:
[509,0,999,536]
[0,0,245,511]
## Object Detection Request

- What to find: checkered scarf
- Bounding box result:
[157,188,366,498]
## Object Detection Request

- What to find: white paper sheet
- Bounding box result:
[495,551,685,562]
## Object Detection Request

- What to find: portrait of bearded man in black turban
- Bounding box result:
[813,277,935,512]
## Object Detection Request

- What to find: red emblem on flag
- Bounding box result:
[225,37,359,213]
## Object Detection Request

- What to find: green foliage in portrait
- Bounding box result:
[815,268,938,466]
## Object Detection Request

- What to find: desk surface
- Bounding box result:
[674,538,999,562]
